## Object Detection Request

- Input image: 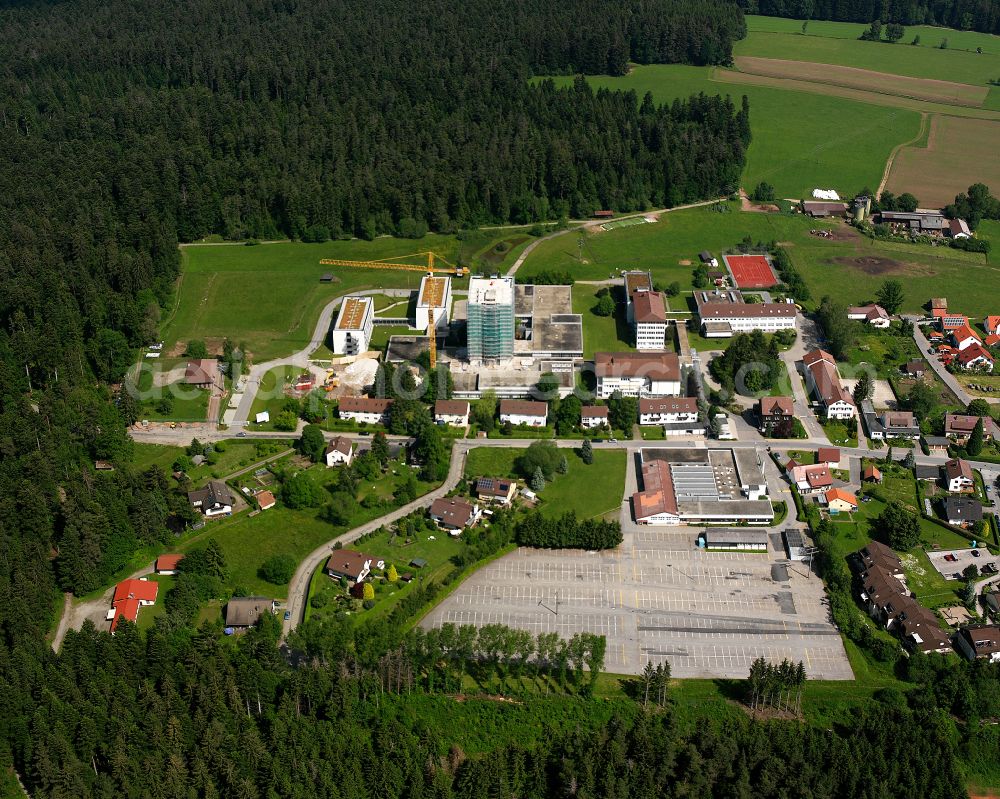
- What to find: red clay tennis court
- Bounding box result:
[723,254,777,289]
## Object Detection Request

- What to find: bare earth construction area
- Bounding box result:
[734,57,990,107]
[423,524,852,680]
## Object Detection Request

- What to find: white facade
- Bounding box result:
[339,408,388,425]
[636,320,668,350]
[434,400,470,426]
[581,410,609,429]
[501,411,547,427]
[638,401,699,426]
[597,375,680,399]
[416,275,452,331]
[947,474,974,493]
[826,399,857,420]
[324,440,354,467]
[331,296,374,355]
[338,398,391,425]
[701,309,797,337]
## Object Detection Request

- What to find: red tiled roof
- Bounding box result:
[430,497,477,528]
[945,458,973,482]
[817,447,840,464]
[339,396,392,413]
[113,578,159,605]
[805,465,833,488]
[581,405,609,418]
[958,342,994,366]
[435,400,470,416]
[759,396,793,416]
[631,290,667,323]
[499,399,548,418]
[256,490,276,509]
[632,460,677,519]
[985,316,1000,335]
[325,436,353,456]
[863,465,882,481]
[952,324,981,342]
[156,554,184,572]
[825,488,857,507]
[639,397,698,415]
[594,352,680,382]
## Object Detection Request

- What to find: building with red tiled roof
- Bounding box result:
[632,460,679,524]
[155,554,184,575]
[499,400,548,427]
[107,578,159,633]
[580,405,609,429]
[825,488,857,512]
[951,324,982,350]
[956,342,994,371]
[801,349,855,420]
[789,463,833,494]
[985,316,1000,336]
[817,447,841,467]
[945,458,974,493]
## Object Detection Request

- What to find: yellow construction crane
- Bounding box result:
[318,251,460,368]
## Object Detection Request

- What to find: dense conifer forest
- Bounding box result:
[739,0,1000,35]
[0,0,994,796]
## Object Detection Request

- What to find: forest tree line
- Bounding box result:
[738,0,1000,35]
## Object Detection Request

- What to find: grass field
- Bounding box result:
[464,447,626,520]
[133,439,292,481]
[572,285,636,359]
[164,232,525,361]
[884,115,1000,206]
[736,24,1000,89]
[549,66,923,198]
[520,204,999,317]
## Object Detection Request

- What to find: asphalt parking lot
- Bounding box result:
[422,525,853,680]
[927,547,999,581]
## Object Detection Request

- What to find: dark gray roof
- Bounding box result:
[944,496,983,522]
[914,464,940,480]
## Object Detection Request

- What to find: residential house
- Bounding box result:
[944,496,982,526]
[580,405,609,429]
[474,477,517,506]
[188,480,233,517]
[985,316,1000,336]
[904,360,926,377]
[945,458,974,493]
[897,603,953,655]
[955,626,1000,662]
[155,554,184,575]
[224,597,276,629]
[817,448,841,468]
[256,490,276,510]
[429,497,480,534]
[859,540,905,581]
[638,397,700,427]
[862,465,882,483]
[951,324,982,351]
[948,218,972,239]
[434,400,470,427]
[757,396,794,433]
[789,463,833,495]
[324,436,354,467]
[957,343,995,371]
[861,401,920,441]
[594,351,681,398]
[987,333,1000,348]
[945,413,1000,444]
[825,488,858,513]
[338,396,392,425]
[802,349,856,420]
[858,564,908,628]
[499,399,548,427]
[847,304,890,328]
[326,550,383,584]
[939,313,969,332]
[184,359,223,391]
[632,291,669,350]
[107,578,158,633]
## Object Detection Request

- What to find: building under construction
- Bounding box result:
[467,276,515,364]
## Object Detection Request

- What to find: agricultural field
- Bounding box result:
[519,204,999,317]
[464,447,627,521]
[163,231,527,362]
[736,21,1000,89]
[883,115,1000,207]
[549,66,923,199]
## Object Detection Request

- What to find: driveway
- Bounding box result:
[911,318,971,406]
[779,317,829,443]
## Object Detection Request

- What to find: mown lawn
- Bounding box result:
[133,439,292,481]
[464,447,626,520]
[571,284,636,359]
[164,232,525,361]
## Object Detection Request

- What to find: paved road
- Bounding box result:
[231,287,414,427]
[780,317,830,442]
[911,318,973,406]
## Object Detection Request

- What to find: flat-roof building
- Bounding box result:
[623,270,652,324]
[467,276,515,364]
[416,274,452,331]
[513,284,582,361]
[332,296,374,356]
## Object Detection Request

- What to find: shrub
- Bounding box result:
[258,554,296,584]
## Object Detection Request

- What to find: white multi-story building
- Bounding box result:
[337,396,392,425]
[623,271,652,324]
[802,349,856,420]
[416,274,452,331]
[594,352,681,398]
[331,296,374,355]
[638,397,699,425]
[632,291,668,350]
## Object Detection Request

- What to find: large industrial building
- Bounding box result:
[513,284,583,362]
[416,274,452,331]
[467,276,515,364]
[331,296,374,355]
[631,448,773,525]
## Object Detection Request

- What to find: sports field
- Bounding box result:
[883,115,1000,207]
[163,232,523,361]
[723,253,777,288]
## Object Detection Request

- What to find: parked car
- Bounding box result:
[283,611,291,620]
[972,549,981,558]
[944,554,957,562]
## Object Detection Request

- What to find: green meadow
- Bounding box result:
[548,66,922,198]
